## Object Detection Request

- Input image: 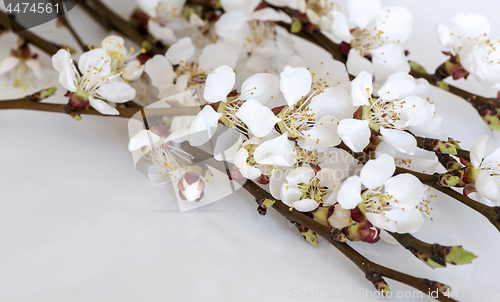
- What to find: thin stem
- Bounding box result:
[0,97,201,118]
[85,0,166,55]
[50,0,88,52]
[388,232,448,267]
[0,11,62,56]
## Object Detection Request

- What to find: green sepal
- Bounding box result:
[437,80,449,91]
[261,199,275,209]
[484,115,500,131]
[409,61,428,74]
[291,18,302,33]
[445,246,477,265]
[302,229,318,247]
[436,140,458,155]
[39,87,57,100]
[312,207,329,226]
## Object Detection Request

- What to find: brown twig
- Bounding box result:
[85,0,165,55]
[0,97,200,118]
[0,11,62,56]
[50,0,88,52]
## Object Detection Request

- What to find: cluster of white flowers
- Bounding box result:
[437,13,500,89]
[40,0,500,236]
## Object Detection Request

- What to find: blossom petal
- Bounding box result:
[376,6,413,43]
[254,132,296,166]
[240,73,280,103]
[385,174,425,208]
[236,99,280,137]
[122,59,144,81]
[78,48,111,79]
[331,11,353,43]
[234,148,262,179]
[380,127,417,155]
[366,212,396,232]
[165,37,195,65]
[145,55,175,89]
[203,65,235,103]
[220,0,260,13]
[148,20,177,45]
[347,49,374,77]
[88,95,119,115]
[309,87,355,119]
[471,135,488,168]
[313,59,349,88]
[251,7,292,23]
[452,13,490,45]
[406,115,447,141]
[189,105,222,146]
[280,66,312,106]
[399,95,435,126]
[128,130,160,151]
[360,153,395,190]
[327,204,351,228]
[293,199,320,212]
[0,57,19,75]
[97,81,136,103]
[371,44,410,84]
[347,0,382,30]
[270,168,289,199]
[373,208,423,233]
[214,128,243,163]
[198,43,238,71]
[300,115,341,151]
[476,171,500,203]
[25,59,44,79]
[286,166,315,185]
[377,70,416,102]
[351,71,373,106]
[52,49,71,72]
[58,64,78,92]
[337,119,371,152]
[337,176,362,209]
[281,183,303,207]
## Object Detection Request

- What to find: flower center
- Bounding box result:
[245,144,274,174]
[280,89,321,138]
[246,20,276,46]
[294,148,325,168]
[362,190,395,214]
[298,177,328,203]
[150,143,193,175]
[176,62,208,88]
[306,0,338,18]
[222,99,249,135]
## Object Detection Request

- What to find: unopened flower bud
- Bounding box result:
[444,246,477,265]
[178,172,205,202]
[347,220,380,243]
[367,273,391,297]
[437,174,460,187]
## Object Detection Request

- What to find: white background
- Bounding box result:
[1,0,500,301]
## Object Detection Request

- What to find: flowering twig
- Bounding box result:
[243,180,454,301]
[183,145,455,301]
[0,98,201,118]
[394,167,500,232]
[0,11,62,56]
